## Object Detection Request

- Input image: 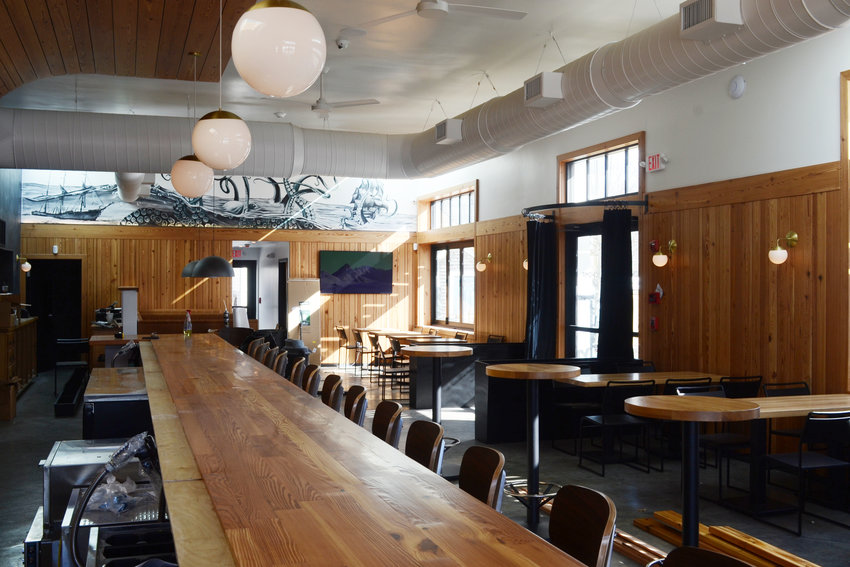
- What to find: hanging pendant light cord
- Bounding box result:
[218,0,223,111]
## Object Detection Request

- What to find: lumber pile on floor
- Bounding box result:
[634,510,820,567]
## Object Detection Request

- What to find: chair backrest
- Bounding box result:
[335,325,348,345]
[428,328,437,335]
[662,377,711,395]
[719,375,762,398]
[404,420,444,473]
[245,337,265,357]
[263,346,279,368]
[659,546,753,567]
[372,400,403,448]
[549,485,617,567]
[800,410,850,453]
[763,381,811,398]
[216,326,254,348]
[486,334,505,343]
[352,329,365,346]
[600,380,655,414]
[288,357,306,387]
[676,384,726,397]
[454,331,468,340]
[320,374,344,411]
[458,445,506,510]
[302,364,320,396]
[272,351,288,377]
[253,342,270,362]
[344,385,368,426]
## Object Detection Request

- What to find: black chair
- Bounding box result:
[763,381,811,452]
[320,374,344,411]
[334,326,361,369]
[578,380,656,476]
[302,364,321,397]
[764,410,850,535]
[549,485,617,567]
[353,329,375,377]
[454,331,468,340]
[486,334,505,343]
[288,357,306,387]
[404,420,444,473]
[372,400,403,448]
[54,338,90,396]
[655,377,714,461]
[719,375,762,398]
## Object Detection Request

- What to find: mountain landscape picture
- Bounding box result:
[319,251,393,294]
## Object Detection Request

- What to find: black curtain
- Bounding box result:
[525,221,557,359]
[596,208,634,361]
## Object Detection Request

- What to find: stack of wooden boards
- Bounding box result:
[634,510,820,567]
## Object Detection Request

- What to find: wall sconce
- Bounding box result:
[768,231,798,265]
[651,239,677,267]
[476,253,492,272]
[522,258,528,271]
[17,255,31,272]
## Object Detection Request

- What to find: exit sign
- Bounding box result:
[232,249,242,258]
[646,153,666,173]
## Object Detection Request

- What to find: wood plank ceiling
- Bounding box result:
[0,0,255,98]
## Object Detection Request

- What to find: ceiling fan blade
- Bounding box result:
[328,99,380,109]
[356,9,416,29]
[448,3,527,20]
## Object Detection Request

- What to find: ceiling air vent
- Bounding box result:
[435,118,462,145]
[679,0,742,41]
[523,72,564,108]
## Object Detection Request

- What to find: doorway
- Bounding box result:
[278,259,288,338]
[232,259,257,320]
[26,258,82,371]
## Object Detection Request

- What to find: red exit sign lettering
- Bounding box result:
[232,249,242,258]
[646,153,666,173]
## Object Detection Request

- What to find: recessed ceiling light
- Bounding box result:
[274,111,286,119]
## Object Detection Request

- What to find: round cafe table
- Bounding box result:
[625,395,759,547]
[485,363,581,532]
[401,345,472,424]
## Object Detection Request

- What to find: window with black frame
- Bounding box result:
[431,241,475,327]
[564,222,639,358]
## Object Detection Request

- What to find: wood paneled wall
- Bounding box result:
[474,217,527,342]
[641,162,848,394]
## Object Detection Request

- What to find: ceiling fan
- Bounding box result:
[308,69,379,117]
[356,0,527,29]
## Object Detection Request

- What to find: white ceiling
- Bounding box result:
[0,0,682,135]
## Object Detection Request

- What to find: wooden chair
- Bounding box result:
[253,342,270,363]
[764,410,850,535]
[320,374,344,411]
[302,364,321,397]
[458,445,506,511]
[372,400,403,448]
[335,325,361,368]
[246,337,265,359]
[288,357,306,387]
[428,328,437,335]
[404,420,444,473]
[262,346,279,368]
[344,385,368,426]
[454,331,468,340]
[272,350,288,377]
[647,546,751,567]
[549,485,617,567]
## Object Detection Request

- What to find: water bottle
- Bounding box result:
[183,309,192,338]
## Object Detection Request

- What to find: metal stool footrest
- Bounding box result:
[504,480,561,512]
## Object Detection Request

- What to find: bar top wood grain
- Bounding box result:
[148,334,581,567]
[85,367,145,396]
[625,396,760,422]
[485,363,581,381]
[402,344,473,357]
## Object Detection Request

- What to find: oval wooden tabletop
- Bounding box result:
[147,334,580,566]
[625,395,760,422]
[485,363,581,381]
[402,344,473,357]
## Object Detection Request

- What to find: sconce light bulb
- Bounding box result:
[522,258,528,271]
[476,261,487,272]
[768,246,788,265]
[20,261,31,273]
[652,252,668,268]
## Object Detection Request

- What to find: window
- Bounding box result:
[430,190,476,230]
[431,242,475,327]
[565,142,641,203]
[565,223,639,358]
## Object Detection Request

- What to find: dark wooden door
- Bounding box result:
[27,259,82,371]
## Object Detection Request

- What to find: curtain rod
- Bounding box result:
[522,198,649,217]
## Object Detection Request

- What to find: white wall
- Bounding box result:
[416,24,850,221]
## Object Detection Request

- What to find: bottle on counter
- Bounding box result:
[183,309,192,338]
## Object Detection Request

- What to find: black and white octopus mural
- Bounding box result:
[21,170,417,232]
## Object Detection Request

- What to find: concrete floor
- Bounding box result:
[2,370,849,566]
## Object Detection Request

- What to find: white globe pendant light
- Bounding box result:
[192,111,251,171]
[232,0,327,98]
[171,155,214,198]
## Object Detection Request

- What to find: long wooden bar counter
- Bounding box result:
[142,334,581,566]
